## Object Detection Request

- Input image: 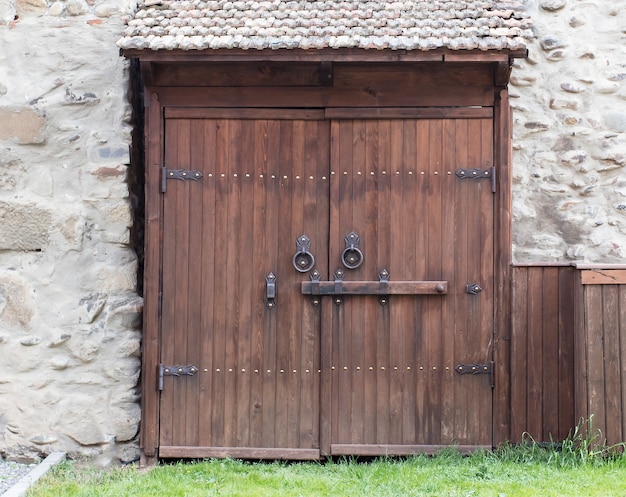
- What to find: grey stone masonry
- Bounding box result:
[0,0,141,465]
[510,0,626,262]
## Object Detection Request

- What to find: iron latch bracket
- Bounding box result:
[454,361,494,388]
[161,167,203,192]
[158,364,198,391]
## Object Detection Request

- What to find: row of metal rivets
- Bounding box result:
[201,171,455,179]
[204,366,451,373]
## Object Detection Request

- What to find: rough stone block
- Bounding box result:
[15,0,46,14]
[0,202,51,251]
[0,107,46,145]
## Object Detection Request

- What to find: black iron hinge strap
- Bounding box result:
[454,361,494,388]
[455,167,496,193]
[161,167,203,193]
[158,364,198,391]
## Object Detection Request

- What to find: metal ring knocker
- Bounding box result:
[341,231,364,270]
[292,234,315,273]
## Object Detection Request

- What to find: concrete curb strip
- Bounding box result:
[2,453,66,497]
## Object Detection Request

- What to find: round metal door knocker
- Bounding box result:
[341,231,363,270]
[292,234,315,273]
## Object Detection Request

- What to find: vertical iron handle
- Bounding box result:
[266,272,276,308]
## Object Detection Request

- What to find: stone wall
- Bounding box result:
[0,0,624,466]
[510,0,626,262]
[0,0,141,465]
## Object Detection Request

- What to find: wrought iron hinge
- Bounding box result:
[161,167,203,193]
[158,364,198,391]
[454,361,494,388]
[455,167,496,193]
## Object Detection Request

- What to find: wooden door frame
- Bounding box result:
[130,49,521,464]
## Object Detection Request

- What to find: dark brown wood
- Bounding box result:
[159,446,320,460]
[138,57,518,460]
[151,62,327,87]
[125,47,527,64]
[140,91,164,459]
[329,444,492,456]
[165,108,325,120]
[325,107,493,119]
[326,117,495,453]
[509,266,578,443]
[493,88,512,446]
[301,280,448,295]
[154,85,495,109]
[157,113,329,453]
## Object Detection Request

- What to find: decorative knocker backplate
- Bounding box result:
[293,234,315,273]
[341,231,363,270]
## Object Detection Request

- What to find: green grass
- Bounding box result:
[26,447,626,497]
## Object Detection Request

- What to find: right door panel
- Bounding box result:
[326,117,495,454]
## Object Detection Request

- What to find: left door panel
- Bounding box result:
[158,112,329,459]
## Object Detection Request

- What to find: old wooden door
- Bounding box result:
[158,110,330,459]
[157,110,495,458]
[320,116,495,455]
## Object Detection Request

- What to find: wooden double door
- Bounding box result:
[157,108,495,459]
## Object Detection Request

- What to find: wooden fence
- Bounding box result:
[509,264,626,446]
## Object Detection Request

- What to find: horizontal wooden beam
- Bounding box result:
[325,107,493,119]
[302,280,447,295]
[123,47,528,63]
[165,108,325,120]
[330,444,491,456]
[581,269,626,285]
[159,446,321,460]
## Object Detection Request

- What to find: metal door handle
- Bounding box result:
[292,234,315,273]
[341,231,363,269]
[266,272,276,308]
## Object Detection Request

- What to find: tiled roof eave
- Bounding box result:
[120,46,528,62]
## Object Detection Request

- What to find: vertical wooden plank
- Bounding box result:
[541,268,560,441]
[439,118,457,444]
[261,119,279,449]
[585,285,606,445]
[493,89,512,446]
[159,119,179,448]
[477,117,494,444]
[618,285,626,440]
[453,118,470,443]
[172,119,192,447]
[349,119,366,444]
[141,91,163,459]
[210,118,229,447]
[335,119,353,444]
[198,119,217,447]
[557,267,576,440]
[400,118,418,444]
[602,286,622,445]
[284,120,300,449]
[374,120,391,446]
[427,119,444,444]
[235,120,254,447]
[573,270,588,434]
[510,267,528,442]
[387,119,404,444]
[362,119,379,444]
[526,268,544,440]
[184,119,204,448]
